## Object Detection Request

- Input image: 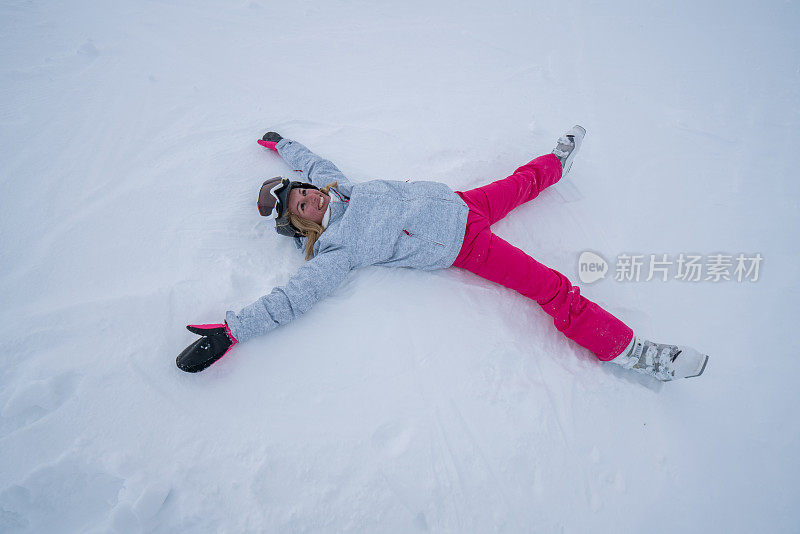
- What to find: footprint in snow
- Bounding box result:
[371,420,415,458]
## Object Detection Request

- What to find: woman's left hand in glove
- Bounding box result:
[257,131,283,151]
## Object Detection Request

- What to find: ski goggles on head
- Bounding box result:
[257,177,290,219]
[257,177,321,238]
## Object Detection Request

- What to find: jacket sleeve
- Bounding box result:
[225,248,352,342]
[275,138,351,188]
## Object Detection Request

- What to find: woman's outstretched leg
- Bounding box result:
[452,127,708,379]
[459,153,564,226]
[458,126,585,226]
[452,228,633,360]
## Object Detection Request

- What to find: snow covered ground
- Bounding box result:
[1,0,798,531]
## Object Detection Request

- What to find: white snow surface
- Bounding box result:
[1,0,799,532]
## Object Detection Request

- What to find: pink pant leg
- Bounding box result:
[459,154,564,225]
[452,154,633,361]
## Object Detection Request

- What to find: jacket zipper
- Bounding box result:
[403,229,445,247]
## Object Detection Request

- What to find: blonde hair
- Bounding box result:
[288,182,339,261]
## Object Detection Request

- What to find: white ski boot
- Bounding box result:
[552,125,586,177]
[610,335,709,381]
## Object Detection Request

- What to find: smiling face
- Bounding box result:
[287,187,330,225]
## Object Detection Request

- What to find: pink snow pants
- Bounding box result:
[452,154,633,361]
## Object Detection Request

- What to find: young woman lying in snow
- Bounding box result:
[176,126,709,381]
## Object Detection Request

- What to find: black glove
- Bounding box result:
[262,132,283,143]
[176,323,237,373]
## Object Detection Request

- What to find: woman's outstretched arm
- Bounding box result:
[264,135,351,188]
[225,248,352,342]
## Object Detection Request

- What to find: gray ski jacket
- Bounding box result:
[225,139,469,342]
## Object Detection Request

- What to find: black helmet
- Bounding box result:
[257,177,319,238]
